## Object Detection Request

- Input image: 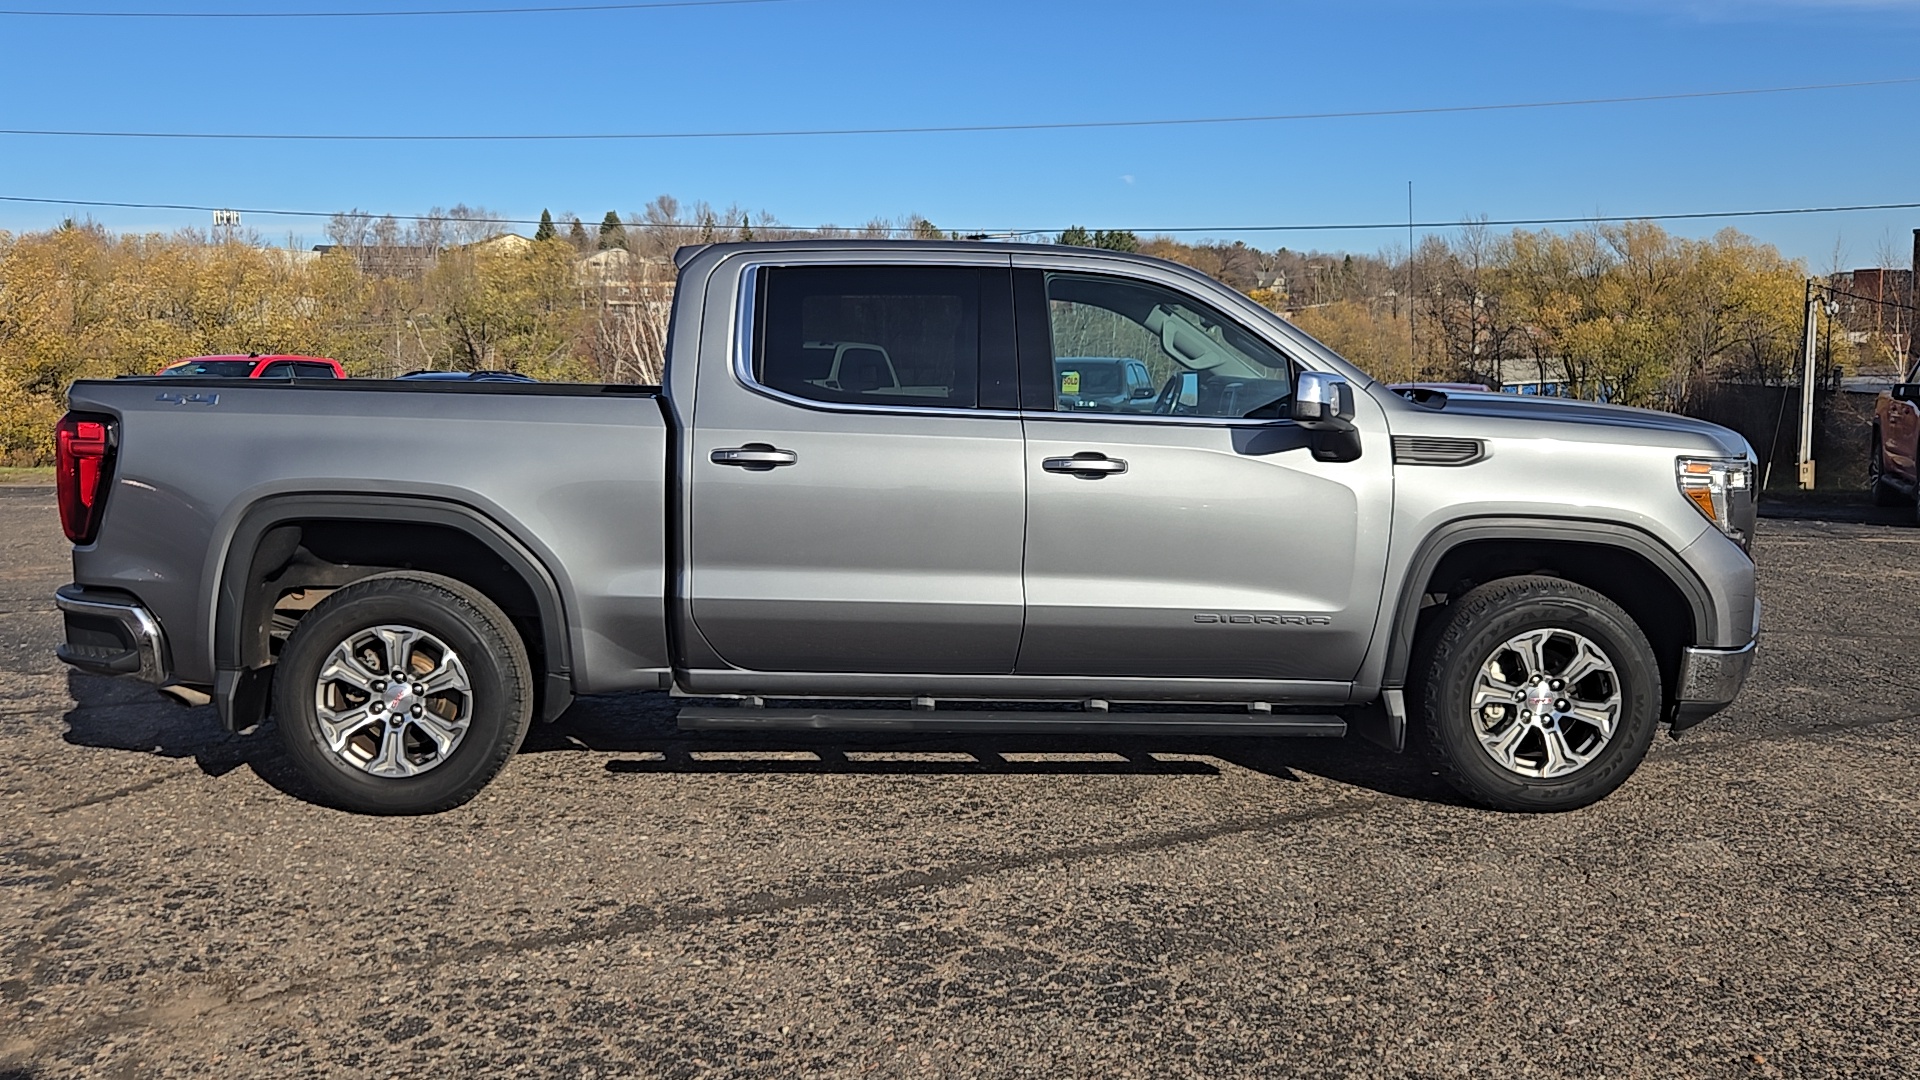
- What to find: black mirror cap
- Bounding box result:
[1893,383,1920,403]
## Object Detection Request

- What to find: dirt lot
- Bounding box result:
[2,484,1917,1078]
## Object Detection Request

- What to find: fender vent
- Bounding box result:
[1393,435,1487,466]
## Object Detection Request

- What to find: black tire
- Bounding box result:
[273,572,534,815]
[1412,575,1661,812]
[1869,436,1908,507]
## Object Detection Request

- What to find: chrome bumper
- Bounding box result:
[1676,638,1756,706]
[55,585,171,684]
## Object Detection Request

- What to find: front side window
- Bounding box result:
[258,362,296,378]
[756,266,981,408]
[1044,273,1293,419]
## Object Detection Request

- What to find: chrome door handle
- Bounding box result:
[711,446,798,468]
[1042,453,1128,477]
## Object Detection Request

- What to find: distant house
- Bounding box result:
[311,243,437,278]
[1496,356,1577,397]
[574,247,674,291]
[466,233,533,256]
[1832,265,1913,375]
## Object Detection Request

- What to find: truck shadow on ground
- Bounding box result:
[57,677,1465,809]
[59,670,264,779]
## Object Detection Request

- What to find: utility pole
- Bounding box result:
[1797,279,1820,490]
[1407,181,1416,367]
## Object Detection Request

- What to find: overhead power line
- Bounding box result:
[0,0,785,16]
[1,76,1914,142]
[6,193,1920,235]
[1820,282,1915,313]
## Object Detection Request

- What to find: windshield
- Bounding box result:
[161,360,256,377]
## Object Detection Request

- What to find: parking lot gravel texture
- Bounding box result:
[1,482,1917,1078]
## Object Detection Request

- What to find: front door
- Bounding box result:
[686,260,1027,674]
[1013,267,1392,681]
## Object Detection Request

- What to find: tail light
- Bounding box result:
[56,412,117,544]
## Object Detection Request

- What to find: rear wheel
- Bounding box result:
[1414,576,1661,812]
[273,572,533,815]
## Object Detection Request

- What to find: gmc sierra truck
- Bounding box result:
[53,241,1759,815]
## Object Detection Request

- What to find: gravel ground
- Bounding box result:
[2,484,1917,1078]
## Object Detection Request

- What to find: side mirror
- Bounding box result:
[1132,385,1156,400]
[1291,371,1356,432]
[1893,383,1920,403]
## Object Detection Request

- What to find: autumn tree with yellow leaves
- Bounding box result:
[0,213,1835,465]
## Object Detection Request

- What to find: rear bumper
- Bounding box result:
[54,584,171,684]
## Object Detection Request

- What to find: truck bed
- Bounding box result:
[65,377,674,693]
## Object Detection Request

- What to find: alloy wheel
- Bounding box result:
[312,624,473,777]
[1469,628,1621,778]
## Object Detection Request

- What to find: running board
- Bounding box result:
[675,707,1346,737]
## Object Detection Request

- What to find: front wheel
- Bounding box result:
[1413,576,1661,812]
[273,572,534,815]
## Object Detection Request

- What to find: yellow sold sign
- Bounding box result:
[1061,371,1080,393]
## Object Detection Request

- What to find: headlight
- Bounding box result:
[1677,456,1755,548]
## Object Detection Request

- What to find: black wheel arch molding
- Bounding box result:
[211,492,577,731]
[1373,515,1724,697]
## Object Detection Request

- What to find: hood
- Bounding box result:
[1400,390,1753,457]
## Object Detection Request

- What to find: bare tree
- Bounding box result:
[439,204,505,247]
[325,209,373,250]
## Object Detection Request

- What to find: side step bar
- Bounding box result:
[676,707,1346,738]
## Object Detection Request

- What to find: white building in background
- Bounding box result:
[1497,356,1575,397]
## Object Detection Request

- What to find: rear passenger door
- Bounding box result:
[686,258,1028,674]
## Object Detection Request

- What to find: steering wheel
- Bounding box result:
[1152,372,1185,416]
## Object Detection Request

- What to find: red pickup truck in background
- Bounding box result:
[157,354,344,379]
[1871,363,1920,517]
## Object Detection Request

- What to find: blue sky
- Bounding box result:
[3,0,1919,268]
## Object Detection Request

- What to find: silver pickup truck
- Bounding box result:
[53,241,1759,815]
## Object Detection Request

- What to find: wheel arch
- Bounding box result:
[1381,518,1713,706]
[212,494,574,730]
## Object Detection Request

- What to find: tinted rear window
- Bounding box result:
[755,266,981,408]
[161,361,256,377]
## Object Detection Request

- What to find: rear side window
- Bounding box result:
[755,266,982,408]
[293,362,338,378]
